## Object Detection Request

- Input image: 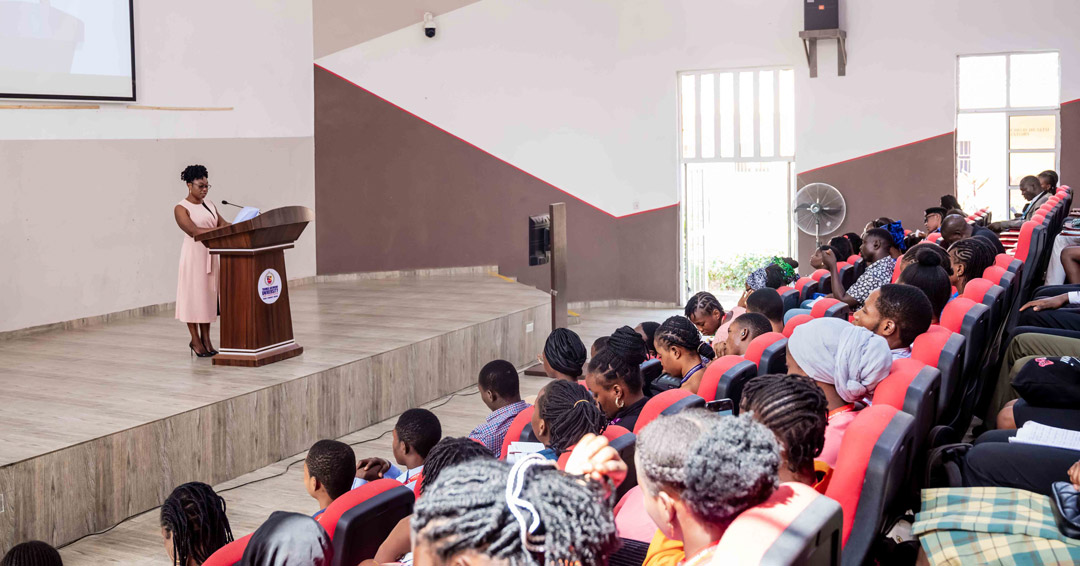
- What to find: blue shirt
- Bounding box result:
[469,400,530,456]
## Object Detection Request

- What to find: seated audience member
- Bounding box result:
[940,194,963,214]
[843,232,863,257]
[940,430,1080,498]
[745,288,785,333]
[852,285,933,360]
[1060,246,1080,285]
[539,328,588,382]
[637,412,780,565]
[240,512,332,566]
[822,228,897,308]
[373,437,496,565]
[740,374,830,492]
[636,321,660,358]
[655,316,713,393]
[829,236,854,262]
[718,313,772,357]
[1040,169,1059,192]
[899,246,952,322]
[356,408,441,490]
[586,326,650,430]
[591,336,610,357]
[786,317,891,466]
[923,206,947,235]
[947,237,997,296]
[469,359,529,456]
[303,440,357,519]
[411,456,620,566]
[985,331,1080,427]
[989,175,1048,233]
[884,220,910,259]
[864,217,894,234]
[743,258,800,301]
[939,214,1006,254]
[684,291,725,339]
[160,482,234,566]
[532,379,607,459]
[1017,288,1080,332]
[1,542,63,566]
[809,245,842,270]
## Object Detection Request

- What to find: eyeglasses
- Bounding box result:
[194,184,211,190]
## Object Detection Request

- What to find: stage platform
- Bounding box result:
[0,268,551,552]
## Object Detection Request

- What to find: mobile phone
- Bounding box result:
[704,398,734,416]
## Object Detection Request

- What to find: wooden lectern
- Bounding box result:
[196,206,314,367]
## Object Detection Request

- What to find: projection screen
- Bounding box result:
[0,0,136,101]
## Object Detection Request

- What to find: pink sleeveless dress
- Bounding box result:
[175,199,220,323]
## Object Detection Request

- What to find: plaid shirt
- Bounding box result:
[469,400,530,456]
[915,487,1080,565]
[847,256,896,305]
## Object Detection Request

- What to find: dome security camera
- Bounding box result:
[424,12,436,38]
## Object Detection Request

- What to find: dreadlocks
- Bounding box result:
[655,316,714,360]
[160,482,233,566]
[684,291,723,318]
[739,375,828,477]
[412,458,619,566]
[1,542,62,566]
[948,237,997,287]
[587,326,648,394]
[420,437,495,495]
[537,380,606,455]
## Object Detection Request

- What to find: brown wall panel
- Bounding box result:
[314,66,679,303]
[1061,99,1080,185]
[795,133,955,263]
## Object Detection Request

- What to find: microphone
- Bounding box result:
[221,200,245,209]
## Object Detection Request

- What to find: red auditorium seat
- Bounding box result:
[926,232,942,243]
[557,425,638,499]
[911,328,965,418]
[811,268,829,281]
[499,405,536,460]
[810,298,849,319]
[712,482,843,565]
[744,332,787,376]
[795,277,819,303]
[697,355,757,407]
[847,254,861,265]
[825,405,915,565]
[962,278,1005,332]
[783,313,814,337]
[318,479,415,564]
[1013,221,1038,262]
[873,358,941,475]
[634,389,706,434]
[776,285,801,312]
[938,298,991,434]
[203,534,253,566]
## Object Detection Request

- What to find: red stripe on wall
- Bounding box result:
[797,131,955,176]
[1063,97,1080,106]
[314,63,677,219]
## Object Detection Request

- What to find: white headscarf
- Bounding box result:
[788,317,892,403]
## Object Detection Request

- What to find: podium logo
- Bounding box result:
[258,268,282,305]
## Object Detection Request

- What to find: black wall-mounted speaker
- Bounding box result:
[804,0,839,31]
[528,214,551,266]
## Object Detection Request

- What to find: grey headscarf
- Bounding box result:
[788,318,892,403]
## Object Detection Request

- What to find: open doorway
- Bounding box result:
[679,68,796,302]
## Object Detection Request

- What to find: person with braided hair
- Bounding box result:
[684,292,726,339]
[538,328,588,382]
[635,321,661,358]
[1,541,62,566]
[240,512,332,566]
[411,448,622,566]
[740,374,831,493]
[654,316,712,394]
[531,379,607,459]
[160,482,234,566]
[585,326,649,430]
[637,411,780,566]
[372,437,497,565]
[947,236,998,296]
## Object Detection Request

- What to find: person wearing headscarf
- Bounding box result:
[240,512,333,566]
[786,317,892,466]
[539,328,587,382]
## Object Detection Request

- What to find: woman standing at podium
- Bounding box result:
[174,165,230,357]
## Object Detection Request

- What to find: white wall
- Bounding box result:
[0,0,315,332]
[316,0,1080,217]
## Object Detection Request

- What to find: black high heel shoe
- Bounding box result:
[203,342,219,356]
[190,341,214,358]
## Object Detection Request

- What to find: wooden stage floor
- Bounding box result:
[57,304,678,565]
[0,271,555,552]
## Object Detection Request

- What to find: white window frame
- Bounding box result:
[955,51,1061,215]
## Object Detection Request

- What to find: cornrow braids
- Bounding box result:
[739,375,827,476]
[412,458,619,566]
[655,316,714,360]
[1,541,62,566]
[420,437,494,495]
[636,411,779,526]
[180,165,208,183]
[684,291,723,318]
[948,237,996,284]
[160,482,233,566]
[587,326,648,395]
[537,380,606,455]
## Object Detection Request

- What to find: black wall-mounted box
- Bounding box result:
[805,0,839,30]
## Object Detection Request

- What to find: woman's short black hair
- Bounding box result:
[898,246,952,319]
[843,232,863,254]
[181,165,209,183]
[828,236,854,259]
[1,541,63,566]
